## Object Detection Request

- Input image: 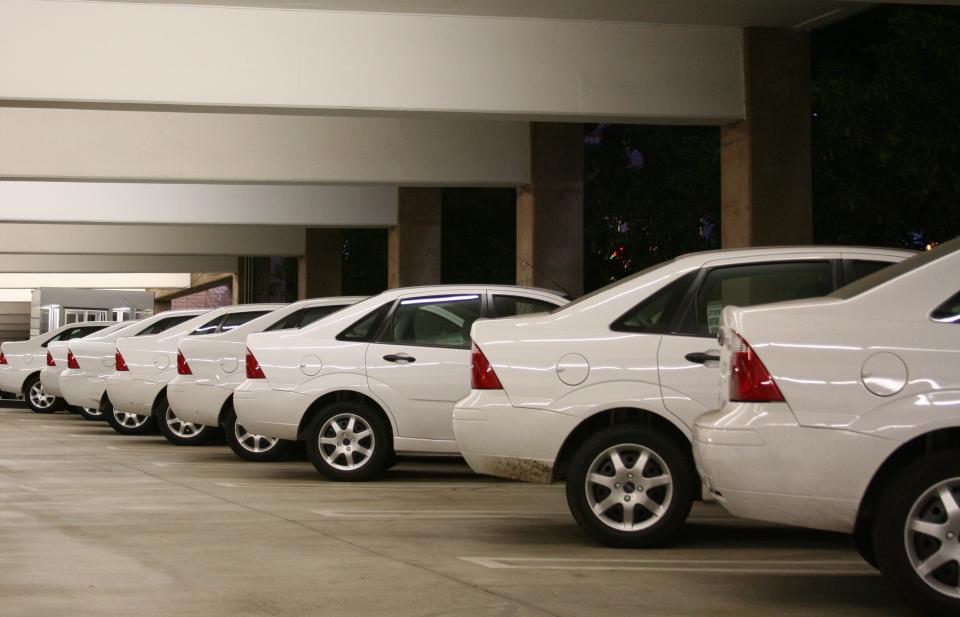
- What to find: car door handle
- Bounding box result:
[685,352,720,365]
[383,353,416,364]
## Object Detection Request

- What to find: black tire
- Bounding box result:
[853,520,879,569]
[78,403,104,421]
[154,392,213,445]
[874,450,960,617]
[224,406,290,462]
[565,423,695,548]
[104,397,157,435]
[24,373,62,413]
[304,401,391,481]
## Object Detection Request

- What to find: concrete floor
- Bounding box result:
[0,405,915,617]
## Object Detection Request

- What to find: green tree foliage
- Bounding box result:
[584,124,720,291]
[812,6,960,248]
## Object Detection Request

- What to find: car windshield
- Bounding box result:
[550,257,674,314]
[830,237,960,300]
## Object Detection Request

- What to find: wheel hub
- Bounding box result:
[318,413,374,471]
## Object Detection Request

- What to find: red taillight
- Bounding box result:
[176,351,192,375]
[471,343,503,390]
[729,333,784,403]
[46,351,56,367]
[67,351,80,370]
[115,349,129,372]
[0,352,5,365]
[245,348,265,379]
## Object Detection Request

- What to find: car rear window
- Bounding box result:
[832,238,960,300]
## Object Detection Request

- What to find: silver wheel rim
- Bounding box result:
[317,413,374,472]
[29,381,56,409]
[164,406,204,438]
[83,407,102,417]
[234,421,279,453]
[905,477,960,598]
[585,443,673,532]
[113,409,149,428]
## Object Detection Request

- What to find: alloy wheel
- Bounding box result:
[584,443,673,532]
[317,413,375,471]
[164,406,204,438]
[114,409,149,429]
[29,381,56,410]
[904,478,960,598]
[234,422,279,453]
[83,407,102,418]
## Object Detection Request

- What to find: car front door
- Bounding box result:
[364,293,483,442]
[657,257,840,427]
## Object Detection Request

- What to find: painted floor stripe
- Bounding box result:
[215,481,555,490]
[459,557,874,575]
[311,509,564,520]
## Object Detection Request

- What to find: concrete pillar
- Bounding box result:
[387,188,442,288]
[515,123,584,297]
[721,28,813,248]
[299,229,343,298]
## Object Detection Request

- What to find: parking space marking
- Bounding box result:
[311,509,564,520]
[150,461,307,468]
[216,481,556,490]
[459,556,874,575]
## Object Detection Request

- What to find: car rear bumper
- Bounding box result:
[39,368,64,398]
[452,390,579,484]
[106,373,164,416]
[168,379,230,427]
[60,370,109,410]
[0,367,30,396]
[693,403,893,534]
[233,380,309,440]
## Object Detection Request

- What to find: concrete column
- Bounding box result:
[299,229,343,298]
[515,123,584,297]
[721,28,813,248]
[387,188,442,288]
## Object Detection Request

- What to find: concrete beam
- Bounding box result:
[0,223,305,256]
[0,254,238,273]
[0,181,397,226]
[0,273,190,289]
[0,0,744,123]
[0,108,530,185]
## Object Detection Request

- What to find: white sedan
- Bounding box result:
[0,321,113,413]
[61,310,206,421]
[42,321,133,414]
[694,239,960,617]
[235,285,566,480]
[106,304,282,436]
[168,296,363,455]
[453,246,912,548]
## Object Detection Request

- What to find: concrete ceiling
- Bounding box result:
[94,0,899,29]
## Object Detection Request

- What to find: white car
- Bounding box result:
[693,239,960,617]
[0,321,113,413]
[168,297,364,455]
[41,321,134,414]
[61,310,207,421]
[453,246,913,548]
[235,285,567,480]
[106,304,282,436]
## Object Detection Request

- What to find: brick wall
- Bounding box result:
[171,284,233,310]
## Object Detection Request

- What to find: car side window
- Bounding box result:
[695,261,834,337]
[612,271,698,334]
[66,326,106,339]
[337,303,393,342]
[190,316,224,336]
[219,311,270,333]
[298,305,347,328]
[931,291,960,324]
[846,259,895,283]
[385,295,482,349]
[492,295,558,317]
[136,315,193,336]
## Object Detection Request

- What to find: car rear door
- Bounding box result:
[364,292,483,441]
[657,255,841,426]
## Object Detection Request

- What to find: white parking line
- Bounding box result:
[312,509,564,520]
[150,461,307,468]
[459,556,874,575]
[216,481,554,490]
